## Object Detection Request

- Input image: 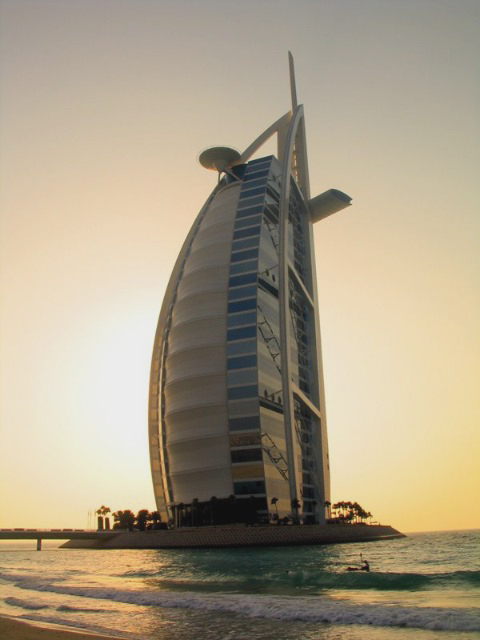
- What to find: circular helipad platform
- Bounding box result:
[198,146,241,171]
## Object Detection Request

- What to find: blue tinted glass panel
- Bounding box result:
[227,367,257,385]
[227,354,257,369]
[233,226,261,240]
[230,260,257,275]
[228,285,257,301]
[227,385,258,400]
[232,237,259,252]
[237,194,265,208]
[228,299,257,313]
[231,448,263,463]
[231,248,259,262]
[227,325,257,341]
[229,273,257,287]
[234,480,266,495]
[235,215,262,230]
[266,185,280,199]
[247,157,272,168]
[245,168,269,181]
[229,416,260,431]
[239,181,266,195]
[239,186,266,199]
[236,204,264,218]
[227,311,257,327]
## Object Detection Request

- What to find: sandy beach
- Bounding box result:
[0,616,121,640]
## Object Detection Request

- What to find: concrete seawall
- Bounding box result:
[62,524,404,549]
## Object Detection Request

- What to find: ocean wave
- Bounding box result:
[4,596,50,610]
[279,569,480,591]
[57,604,110,613]
[18,613,134,639]
[1,573,479,632]
[111,569,480,591]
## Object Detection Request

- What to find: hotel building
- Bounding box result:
[148,54,351,526]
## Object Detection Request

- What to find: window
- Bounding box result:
[229,416,260,431]
[233,226,261,240]
[239,177,268,191]
[234,480,266,495]
[236,203,264,218]
[227,354,257,369]
[227,339,256,357]
[245,168,269,181]
[227,367,257,386]
[231,248,259,262]
[228,298,257,314]
[227,325,257,341]
[230,432,261,447]
[235,214,262,230]
[229,260,257,275]
[228,285,258,301]
[227,311,257,328]
[231,448,263,463]
[246,157,272,169]
[229,273,257,288]
[232,237,259,252]
[228,385,258,400]
[239,185,266,200]
[239,193,265,208]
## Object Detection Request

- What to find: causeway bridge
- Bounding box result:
[0,528,117,550]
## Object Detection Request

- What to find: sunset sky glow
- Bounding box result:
[1,0,479,533]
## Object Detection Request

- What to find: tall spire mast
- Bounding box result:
[288,51,298,111]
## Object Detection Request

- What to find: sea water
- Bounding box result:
[0,530,479,639]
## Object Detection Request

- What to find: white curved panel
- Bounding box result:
[172,292,226,325]
[176,266,229,298]
[165,346,225,384]
[166,404,228,444]
[198,183,240,228]
[168,436,231,475]
[164,374,225,413]
[190,220,236,251]
[168,317,226,354]
[183,242,232,272]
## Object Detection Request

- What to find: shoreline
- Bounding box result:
[0,615,123,640]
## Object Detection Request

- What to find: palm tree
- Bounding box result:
[112,510,135,531]
[96,505,111,530]
[323,500,331,521]
[136,509,149,531]
[150,511,161,529]
[291,498,301,524]
[271,497,279,521]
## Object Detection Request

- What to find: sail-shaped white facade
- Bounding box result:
[148,55,351,527]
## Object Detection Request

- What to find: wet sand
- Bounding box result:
[0,615,122,640]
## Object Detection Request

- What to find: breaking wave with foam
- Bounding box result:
[1,570,480,633]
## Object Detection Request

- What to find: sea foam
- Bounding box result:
[1,571,479,632]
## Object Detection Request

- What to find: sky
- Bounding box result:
[0,0,479,534]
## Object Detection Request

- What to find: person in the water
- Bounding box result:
[347,553,370,572]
